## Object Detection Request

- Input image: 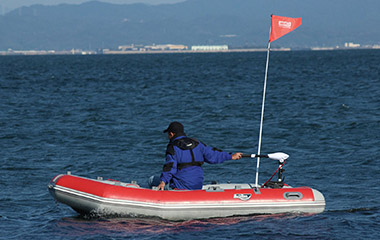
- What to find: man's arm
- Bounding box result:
[202,142,242,163]
[159,153,177,190]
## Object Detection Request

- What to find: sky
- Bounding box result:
[0,0,185,14]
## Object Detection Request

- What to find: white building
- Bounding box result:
[144,44,188,51]
[191,45,229,51]
[344,42,360,48]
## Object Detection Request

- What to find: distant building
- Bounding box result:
[344,42,360,48]
[144,44,188,51]
[118,45,136,51]
[165,44,188,50]
[118,44,188,51]
[118,44,145,51]
[311,47,335,51]
[191,45,229,51]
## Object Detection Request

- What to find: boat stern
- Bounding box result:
[311,188,326,213]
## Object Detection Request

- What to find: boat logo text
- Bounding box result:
[233,193,252,201]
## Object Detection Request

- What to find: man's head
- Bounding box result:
[163,121,184,139]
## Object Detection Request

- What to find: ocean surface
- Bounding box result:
[0,50,379,239]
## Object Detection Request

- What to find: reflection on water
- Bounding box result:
[54,213,305,237]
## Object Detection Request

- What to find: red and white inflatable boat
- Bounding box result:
[48,154,325,220]
[49,16,324,221]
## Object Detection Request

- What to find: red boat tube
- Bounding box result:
[49,173,325,220]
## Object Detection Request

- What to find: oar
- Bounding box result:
[242,152,289,162]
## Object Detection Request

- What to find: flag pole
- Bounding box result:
[255,30,271,187]
[254,15,302,187]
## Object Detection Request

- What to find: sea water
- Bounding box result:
[0,50,379,239]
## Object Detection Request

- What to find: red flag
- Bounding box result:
[269,15,302,42]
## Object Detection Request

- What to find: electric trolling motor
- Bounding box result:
[242,152,289,189]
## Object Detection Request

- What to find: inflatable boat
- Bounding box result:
[48,153,325,220]
[49,17,326,220]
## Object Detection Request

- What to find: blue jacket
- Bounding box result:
[160,135,232,190]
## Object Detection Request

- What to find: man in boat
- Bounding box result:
[153,121,243,191]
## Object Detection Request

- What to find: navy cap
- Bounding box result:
[163,122,184,134]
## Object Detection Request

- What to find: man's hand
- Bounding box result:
[232,152,243,160]
[158,181,166,191]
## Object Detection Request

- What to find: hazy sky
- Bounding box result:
[1,0,185,13]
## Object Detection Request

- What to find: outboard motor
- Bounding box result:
[262,153,288,188]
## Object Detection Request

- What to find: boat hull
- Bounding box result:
[49,174,325,220]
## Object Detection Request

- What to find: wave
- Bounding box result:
[327,207,379,213]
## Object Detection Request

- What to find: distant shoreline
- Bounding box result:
[0,48,287,56]
[1,47,379,56]
[102,48,290,55]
